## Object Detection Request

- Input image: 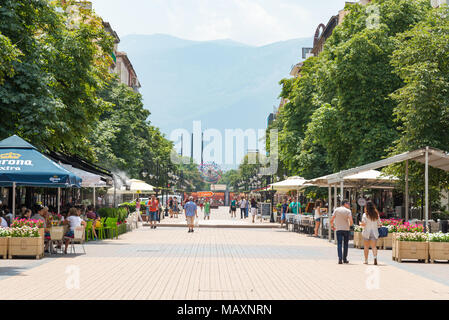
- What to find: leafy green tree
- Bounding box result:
[384,5,449,205]
[0,0,113,156]
[272,0,432,179]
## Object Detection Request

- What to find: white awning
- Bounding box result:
[326,147,449,182]
[305,170,397,189]
[61,164,106,188]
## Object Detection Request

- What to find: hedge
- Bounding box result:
[97,207,128,223]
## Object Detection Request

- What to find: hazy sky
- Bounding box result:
[91,0,349,46]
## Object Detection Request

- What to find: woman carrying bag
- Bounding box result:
[360,201,381,265]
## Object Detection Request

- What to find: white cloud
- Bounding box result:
[91,0,348,45]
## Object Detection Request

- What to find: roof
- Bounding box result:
[47,151,113,180]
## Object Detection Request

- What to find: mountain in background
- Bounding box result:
[119,34,312,165]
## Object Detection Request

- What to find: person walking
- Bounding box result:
[169,197,174,218]
[361,201,381,265]
[250,198,258,223]
[204,198,211,220]
[280,199,288,228]
[146,195,159,229]
[245,197,249,218]
[239,196,247,219]
[136,198,143,222]
[330,200,353,264]
[288,198,298,215]
[185,196,198,233]
[173,198,180,218]
[230,197,237,218]
[313,200,323,237]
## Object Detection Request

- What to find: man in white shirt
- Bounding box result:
[239,197,247,219]
[330,200,353,264]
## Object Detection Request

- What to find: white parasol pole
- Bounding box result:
[328,185,332,242]
[12,182,16,219]
[425,147,429,232]
[57,187,61,215]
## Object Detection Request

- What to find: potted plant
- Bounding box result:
[428,232,449,263]
[0,227,10,259]
[8,226,44,259]
[396,232,429,263]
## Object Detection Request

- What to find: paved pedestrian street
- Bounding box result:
[1,207,449,300]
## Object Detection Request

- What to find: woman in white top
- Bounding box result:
[360,201,381,265]
[313,200,323,237]
[63,207,86,254]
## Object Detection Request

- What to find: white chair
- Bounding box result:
[49,226,65,255]
[66,226,86,254]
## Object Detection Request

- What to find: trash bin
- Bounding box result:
[441,220,448,233]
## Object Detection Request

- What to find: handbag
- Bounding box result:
[378,226,388,238]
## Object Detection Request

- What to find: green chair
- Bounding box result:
[85,220,93,242]
[105,217,118,239]
[94,218,107,240]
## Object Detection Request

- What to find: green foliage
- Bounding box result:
[97,207,128,222]
[0,0,114,157]
[0,31,22,84]
[270,0,435,182]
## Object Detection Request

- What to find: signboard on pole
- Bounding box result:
[358,197,367,207]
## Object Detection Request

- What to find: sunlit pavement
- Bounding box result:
[1,209,449,300]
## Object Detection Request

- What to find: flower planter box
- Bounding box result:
[382,233,393,250]
[429,242,449,263]
[0,237,8,259]
[397,241,429,263]
[8,237,44,259]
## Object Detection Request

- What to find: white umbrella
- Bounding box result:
[107,179,154,194]
[270,176,307,191]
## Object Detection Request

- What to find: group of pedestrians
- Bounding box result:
[279,198,302,228]
[229,196,261,223]
[330,199,381,265]
[136,196,214,233]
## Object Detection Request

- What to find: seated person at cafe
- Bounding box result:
[3,208,13,226]
[63,207,86,254]
[86,205,101,240]
[21,208,32,220]
[32,205,52,252]
[0,212,8,228]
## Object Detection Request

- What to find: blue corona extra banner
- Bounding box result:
[0,135,81,188]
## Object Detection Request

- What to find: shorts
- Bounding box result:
[149,211,158,221]
[186,216,195,225]
[315,217,321,222]
[251,208,257,216]
[281,213,286,220]
[230,206,236,212]
[363,231,377,241]
[65,230,74,238]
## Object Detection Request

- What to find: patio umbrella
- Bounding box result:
[0,135,82,217]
